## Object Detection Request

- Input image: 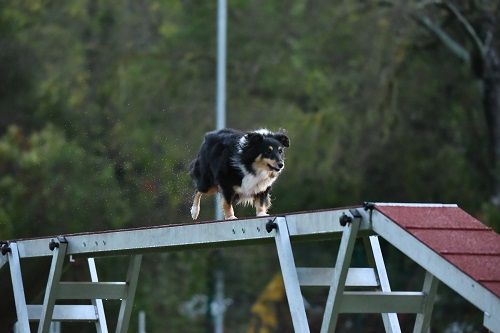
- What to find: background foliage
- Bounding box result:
[1,0,499,332]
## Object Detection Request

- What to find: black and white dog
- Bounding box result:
[189,128,290,220]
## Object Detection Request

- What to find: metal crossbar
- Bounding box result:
[296,267,378,287]
[27,305,98,321]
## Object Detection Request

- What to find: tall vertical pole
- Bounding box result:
[212,271,225,333]
[215,0,227,221]
[138,311,146,333]
[216,0,227,131]
[213,1,227,331]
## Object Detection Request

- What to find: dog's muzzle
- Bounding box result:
[268,162,284,172]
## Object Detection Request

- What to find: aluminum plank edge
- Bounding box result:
[374,203,458,208]
[4,209,370,261]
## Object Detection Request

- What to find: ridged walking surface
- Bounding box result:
[375,204,500,298]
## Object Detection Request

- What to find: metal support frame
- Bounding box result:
[38,241,68,333]
[2,205,499,332]
[6,243,142,333]
[273,217,310,333]
[8,243,30,332]
[116,255,142,333]
[364,236,401,333]
[88,258,109,333]
[413,271,439,333]
[273,210,438,333]
[320,212,361,333]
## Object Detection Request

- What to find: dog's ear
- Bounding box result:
[274,132,290,147]
[247,132,263,144]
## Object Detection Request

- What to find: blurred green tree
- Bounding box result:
[0,125,130,237]
[0,0,497,332]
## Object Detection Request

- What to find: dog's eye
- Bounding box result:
[268,146,273,152]
[278,148,283,154]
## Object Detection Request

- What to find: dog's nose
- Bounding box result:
[277,162,284,169]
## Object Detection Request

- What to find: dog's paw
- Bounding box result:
[256,212,269,217]
[225,215,238,220]
[191,206,200,220]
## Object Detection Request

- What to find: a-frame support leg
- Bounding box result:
[8,242,30,333]
[38,240,68,333]
[115,255,142,333]
[413,271,439,333]
[363,236,401,333]
[273,217,310,333]
[320,213,361,333]
[88,258,109,333]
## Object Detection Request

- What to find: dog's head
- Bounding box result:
[243,129,290,173]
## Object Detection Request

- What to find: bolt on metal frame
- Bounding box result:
[1,205,498,332]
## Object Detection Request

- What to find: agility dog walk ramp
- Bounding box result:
[1,204,499,332]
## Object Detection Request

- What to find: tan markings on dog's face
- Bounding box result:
[252,154,280,172]
[253,155,279,172]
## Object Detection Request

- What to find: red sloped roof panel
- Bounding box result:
[408,229,500,255]
[375,205,489,230]
[375,204,500,298]
[482,282,500,298]
[444,254,500,282]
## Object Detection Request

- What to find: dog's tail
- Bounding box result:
[189,158,199,180]
[188,157,215,193]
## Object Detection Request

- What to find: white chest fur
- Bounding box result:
[234,170,277,198]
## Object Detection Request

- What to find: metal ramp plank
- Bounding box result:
[4,209,371,262]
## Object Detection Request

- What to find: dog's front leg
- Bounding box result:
[221,198,237,220]
[254,192,270,217]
